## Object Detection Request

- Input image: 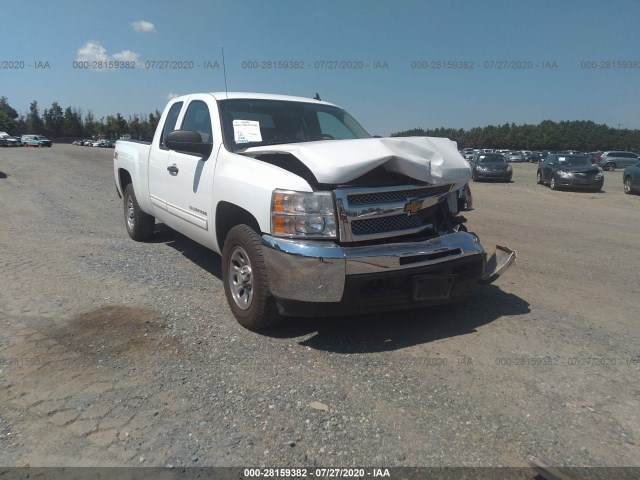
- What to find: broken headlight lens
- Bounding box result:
[271,190,336,238]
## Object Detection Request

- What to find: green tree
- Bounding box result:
[63,107,84,137]
[0,110,14,132]
[25,101,44,134]
[43,101,65,137]
[84,110,97,138]
[0,97,19,133]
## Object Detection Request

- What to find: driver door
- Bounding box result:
[162,97,217,236]
[151,95,220,243]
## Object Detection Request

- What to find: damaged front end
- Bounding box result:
[261,177,516,316]
[247,136,515,315]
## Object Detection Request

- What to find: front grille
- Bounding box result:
[347,184,451,205]
[573,171,597,178]
[335,183,454,242]
[351,205,438,235]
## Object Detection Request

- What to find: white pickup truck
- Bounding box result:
[114,92,515,330]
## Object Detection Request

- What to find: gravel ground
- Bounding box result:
[0,145,638,470]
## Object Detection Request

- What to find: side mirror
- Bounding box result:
[166,130,213,158]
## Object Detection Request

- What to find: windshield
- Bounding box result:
[557,155,590,166]
[218,99,371,152]
[478,154,506,163]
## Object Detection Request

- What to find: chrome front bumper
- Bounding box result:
[261,231,514,304]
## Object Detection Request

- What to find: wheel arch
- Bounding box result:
[117,168,133,198]
[215,202,262,251]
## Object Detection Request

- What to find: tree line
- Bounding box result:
[0,97,161,141]
[391,120,640,152]
[2,96,639,151]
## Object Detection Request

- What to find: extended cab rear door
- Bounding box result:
[148,94,220,242]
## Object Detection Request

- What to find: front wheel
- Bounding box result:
[550,176,558,190]
[221,225,281,331]
[123,184,155,241]
[624,177,633,194]
[536,170,543,184]
[604,162,616,171]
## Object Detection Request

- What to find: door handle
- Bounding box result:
[167,164,179,174]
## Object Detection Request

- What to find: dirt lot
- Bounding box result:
[0,145,638,469]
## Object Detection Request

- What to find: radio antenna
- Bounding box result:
[222,46,228,99]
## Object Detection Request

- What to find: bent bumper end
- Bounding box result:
[479,245,516,284]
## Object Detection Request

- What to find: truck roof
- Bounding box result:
[185,92,338,107]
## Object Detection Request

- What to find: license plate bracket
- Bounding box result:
[412,274,456,301]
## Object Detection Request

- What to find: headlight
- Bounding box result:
[596,172,603,179]
[557,170,573,177]
[476,166,487,171]
[506,165,512,171]
[271,190,336,238]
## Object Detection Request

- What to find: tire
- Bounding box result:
[624,177,633,194]
[536,170,543,184]
[123,183,155,241]
[221,225,281,331]
[472,171,478,182]
[550,176,558,190]
[604,162,616,172]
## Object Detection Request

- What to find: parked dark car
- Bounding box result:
[623,161,640,194]
[537,153,604,191]
[0,137,18,147]
[0,132,19,146]
[528,151,546,163]
[470,152,512,182]
[596,151,640,171]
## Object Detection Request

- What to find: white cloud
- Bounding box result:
[112,50,140,62]
[77,41,108,63]
[76,41,140,69]
[131,20,156,32]
[167,92,179,100]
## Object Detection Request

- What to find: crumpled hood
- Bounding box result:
[241,137,472,185]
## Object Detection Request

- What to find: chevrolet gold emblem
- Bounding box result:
[404,198,424,215]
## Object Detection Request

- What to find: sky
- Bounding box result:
[1,0,639,135]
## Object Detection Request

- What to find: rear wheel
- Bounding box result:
[221,225,281,331]
[123,184,155,241]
